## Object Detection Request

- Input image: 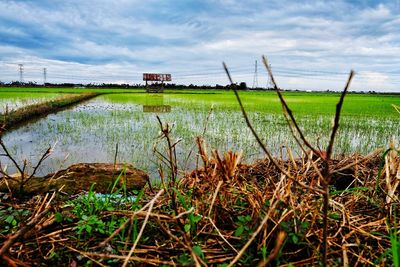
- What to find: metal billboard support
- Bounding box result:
[143,73,172,93]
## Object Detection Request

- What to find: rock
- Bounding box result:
[0,163,149,194]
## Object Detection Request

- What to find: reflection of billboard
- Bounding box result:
[143,73,172,82]
[143,105,171,113]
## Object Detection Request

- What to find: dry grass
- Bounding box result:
[0,140,398,266]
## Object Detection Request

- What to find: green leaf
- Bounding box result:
[234,225,244,237]
[97,227,105,234]
[329,212,341,220]
[177,253,192,266]
[5,215,14,224]
[280,221,290,231]
[192,245,205,259]
[184,224,191,233]
[86,225,92,234]
[106,206,115,211]
[300,221,310,231]
[88,215,98,224]
[261,245,268,259]
[238,215,246,223]
[193,215,202,223]
[77,226,84,235]
[55,212,63,223]
[290,234,299,244]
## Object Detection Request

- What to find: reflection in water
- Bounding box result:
[143,105,171,113]
[142,94,171,113]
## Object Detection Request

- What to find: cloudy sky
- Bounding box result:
[0,0,399,91]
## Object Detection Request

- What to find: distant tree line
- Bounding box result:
[0,80,255,90]
[0,80,396,94]
[0,81,139,89]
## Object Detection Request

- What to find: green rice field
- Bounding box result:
[1,88,399,178]
[0,91,68,113]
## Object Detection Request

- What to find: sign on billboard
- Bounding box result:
[143,73,172,82]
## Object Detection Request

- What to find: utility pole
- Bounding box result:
[252,60,258,89]
[18,64,24,83]
[43,68,47,85]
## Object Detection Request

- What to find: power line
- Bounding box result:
[2,61,399,79]
[1,61,400,89]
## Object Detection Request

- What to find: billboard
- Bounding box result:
[143,73,172,82]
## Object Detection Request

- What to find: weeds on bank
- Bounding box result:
[0,207,30,235]
[389,212,400,267]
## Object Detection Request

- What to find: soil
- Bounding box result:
[0,163,149,194]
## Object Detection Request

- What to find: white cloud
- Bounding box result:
[360,3,391,19]
[0,0,399,91]
[360,71,389,84]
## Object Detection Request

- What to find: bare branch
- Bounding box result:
[28,146,52,180]
[0,139,24,176]
[262,55,320,156]
[325,70,355,161]
[222,62,276,164]
[223,62,324,194]
[321,70,354,266]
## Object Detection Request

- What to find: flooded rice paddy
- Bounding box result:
[2,92,400,179]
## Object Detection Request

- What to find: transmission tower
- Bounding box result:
[43,68,47,85]
[266,63,272,89]
[252,60,258,89]
[18,64,24,83]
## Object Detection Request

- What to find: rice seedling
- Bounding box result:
[0,91,64,113]
[0,92,99,132]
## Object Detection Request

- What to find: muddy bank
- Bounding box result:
[0,163,149,194]
[0,93,101,133]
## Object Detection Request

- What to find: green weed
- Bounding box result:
[175,189,202,236]
[390,211,400,267]
[234,214,252,238]
[0,207,29,234]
